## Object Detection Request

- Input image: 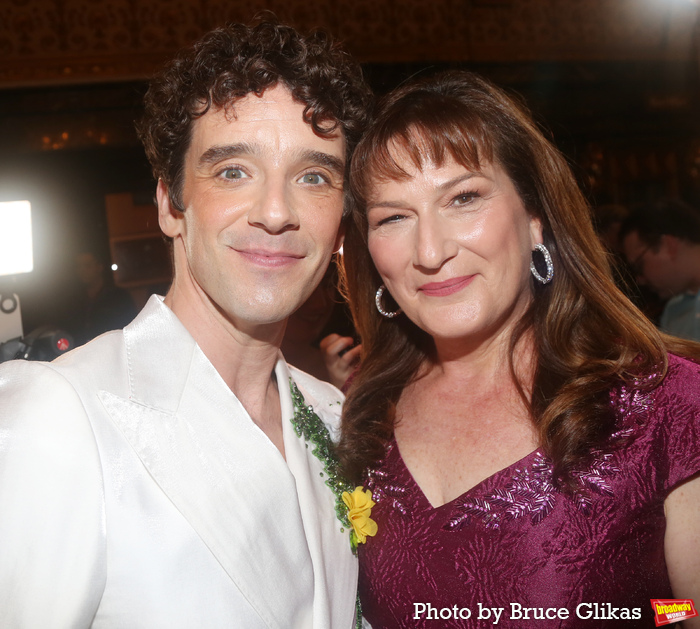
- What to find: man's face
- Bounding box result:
[159,84,346,333]
[621,230,684,298]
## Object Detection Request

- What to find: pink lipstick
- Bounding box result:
[418,275,474,297]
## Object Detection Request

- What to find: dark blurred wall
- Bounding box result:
[1,0,700,332]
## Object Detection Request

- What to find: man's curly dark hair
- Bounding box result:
[137,18,373,212]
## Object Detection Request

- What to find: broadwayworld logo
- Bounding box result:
[651,599,699,626]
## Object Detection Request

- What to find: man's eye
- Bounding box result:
[221,168,247,180]
[299,173,326,185]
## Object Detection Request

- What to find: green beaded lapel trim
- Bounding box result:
[289,379,354,544]
[289,379,363,629]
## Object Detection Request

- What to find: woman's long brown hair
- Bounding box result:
[336,70,699,487]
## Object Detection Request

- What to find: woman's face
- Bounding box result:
[366,153,542,350]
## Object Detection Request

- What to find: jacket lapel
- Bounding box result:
[278,360,358,629]
[99,296,315,628]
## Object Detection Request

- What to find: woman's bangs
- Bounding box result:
[357,103,494,198]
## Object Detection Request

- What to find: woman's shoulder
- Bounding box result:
[639,353,700,493]
[635,352,700,423]
[609,351,700,450]
[658,352,700,400]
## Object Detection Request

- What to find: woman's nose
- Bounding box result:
[413,215,458,270]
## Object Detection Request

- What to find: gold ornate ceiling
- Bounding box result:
[1,0,698,88]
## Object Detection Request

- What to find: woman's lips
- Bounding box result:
[418,275,475,297]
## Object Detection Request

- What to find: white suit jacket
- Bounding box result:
[0,296,358,628]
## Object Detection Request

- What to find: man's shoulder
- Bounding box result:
[660,292,700,340]
[662,292,698,318]
[1,328,130,409]
[52,328,128,385]
[0,358,66,396]
[0,357,102,453]
[50,295,171,387]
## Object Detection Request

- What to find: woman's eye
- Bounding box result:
[299,173,327,185]
[377,214,405,226]
[453,192,478,206]
[220,168,247,180]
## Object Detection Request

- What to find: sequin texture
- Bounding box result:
[289,380,363,629]
[289,379,354,541]
[358,355,700,628]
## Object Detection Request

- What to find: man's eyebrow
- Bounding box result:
[197,144,345,177]
[198,143,257,166]
[298,149,345,178]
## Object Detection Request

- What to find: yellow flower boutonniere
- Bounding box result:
[342,486,378,550]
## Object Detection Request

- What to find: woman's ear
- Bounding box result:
[529,216,544,248]
[334,224,345,254]
[157,179,184,239]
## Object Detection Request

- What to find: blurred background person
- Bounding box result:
[594,202,664,322]
[593,203,629,255]
[282,265,361,389]
[68,250,137,345]
[620,200,700,342]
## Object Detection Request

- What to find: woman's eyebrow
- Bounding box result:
[436,172,477,192]
[366,199,407,211]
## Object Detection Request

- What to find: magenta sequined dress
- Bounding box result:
[359,355,700,628]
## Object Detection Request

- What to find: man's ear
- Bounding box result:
[157,179,184,238]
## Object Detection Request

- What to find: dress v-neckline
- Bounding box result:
[390,436,542,512]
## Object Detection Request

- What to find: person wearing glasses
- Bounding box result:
[621,200,700,342]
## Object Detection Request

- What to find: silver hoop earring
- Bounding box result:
[375,285,401,318]
[530,243,554,284]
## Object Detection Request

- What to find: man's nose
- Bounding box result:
[248,179,300,234]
